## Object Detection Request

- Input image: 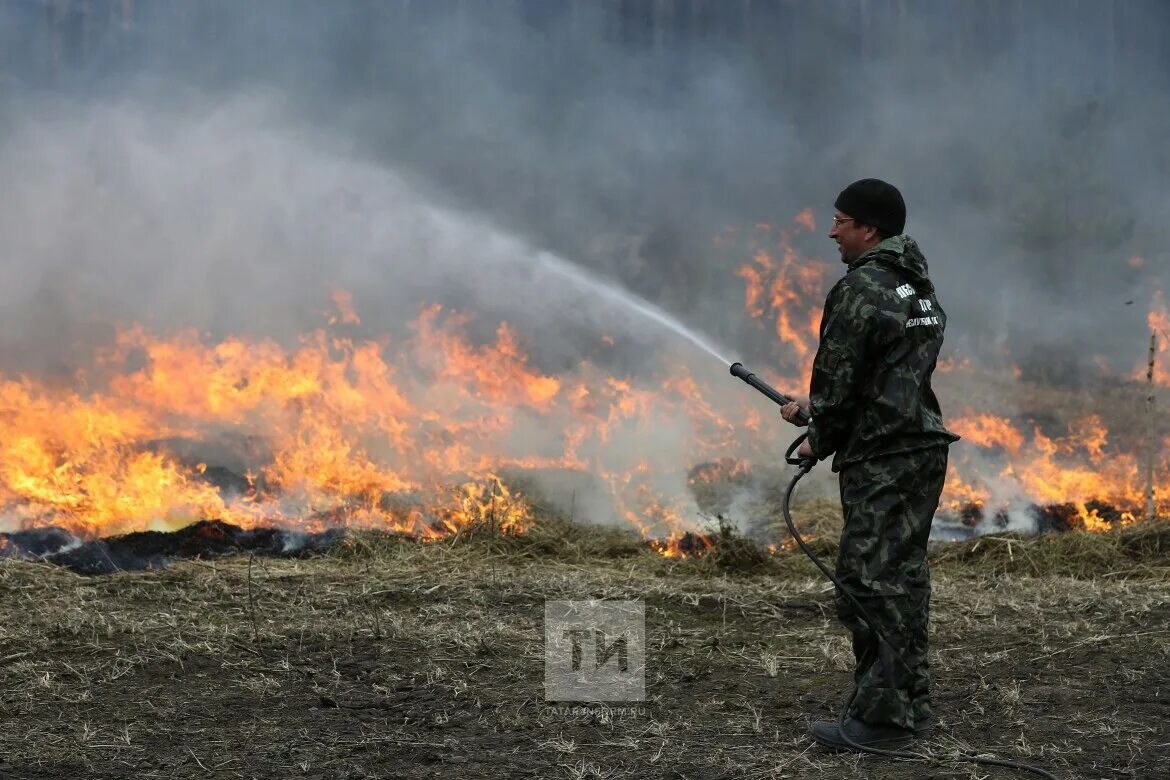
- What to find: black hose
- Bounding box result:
[781,437,1061,779]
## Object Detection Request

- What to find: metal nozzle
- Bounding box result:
[728,362,810,426]
[729,362,751,381]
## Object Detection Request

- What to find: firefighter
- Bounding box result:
[780,178,960,750]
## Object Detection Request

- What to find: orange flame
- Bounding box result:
[794,208,816,233]
[944,412,1164,530]
[949,413,1024,454]
[735,213,831,385]
[0,294,773,544]
[1,212,1165,552]
[730,213,1168,534]
[328,289,361,326]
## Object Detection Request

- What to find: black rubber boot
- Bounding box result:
[811,718,917,751]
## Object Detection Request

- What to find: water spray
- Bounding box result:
[729,362,1060,780]
[536,251,733,365]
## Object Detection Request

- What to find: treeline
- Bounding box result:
[12,0,1169,96]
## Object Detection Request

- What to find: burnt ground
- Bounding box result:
[0,525,1168,780]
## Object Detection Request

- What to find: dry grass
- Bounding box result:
[1,517,1168,779]
[929,519,1170,579]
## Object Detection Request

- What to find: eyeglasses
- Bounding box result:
[830,216,858,228]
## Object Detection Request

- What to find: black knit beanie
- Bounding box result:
[834,179,906,236]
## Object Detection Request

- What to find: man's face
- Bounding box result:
[828,210,877,264]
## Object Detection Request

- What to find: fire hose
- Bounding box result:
[730,362,1060,780]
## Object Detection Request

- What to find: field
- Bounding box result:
[2,514,1168,780]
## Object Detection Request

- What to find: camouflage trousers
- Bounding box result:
[835,446,948,731]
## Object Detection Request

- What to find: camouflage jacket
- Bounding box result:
[806,235,959,472]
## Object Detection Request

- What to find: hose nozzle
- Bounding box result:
[729,362,810,426]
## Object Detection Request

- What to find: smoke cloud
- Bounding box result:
[1,2,1167,538]
[1,1,1166,377]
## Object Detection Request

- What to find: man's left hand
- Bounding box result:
[797,439,815,459]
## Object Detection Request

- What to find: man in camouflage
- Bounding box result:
[780,178,959,750]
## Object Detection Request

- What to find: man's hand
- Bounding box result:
[780,395,810,427]
[796,438,815,459]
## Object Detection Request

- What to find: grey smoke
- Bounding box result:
[0,0,1166,515]
[2,2,1167,379]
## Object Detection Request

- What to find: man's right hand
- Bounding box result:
[780,395,810,427]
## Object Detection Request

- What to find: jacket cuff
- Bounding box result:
[806,419,839,459]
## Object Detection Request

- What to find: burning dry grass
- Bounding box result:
[330,499,833,577]
[2,237,1164,549]
[0,518,1167,779]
